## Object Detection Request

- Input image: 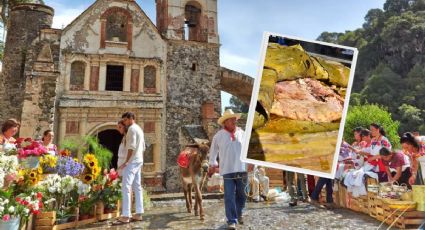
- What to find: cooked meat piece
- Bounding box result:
[270,78,344,122]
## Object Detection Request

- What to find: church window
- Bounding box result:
[144,66,156,94]
[106,12,128,42]
[70,61,85,91]
[105,65,124,91]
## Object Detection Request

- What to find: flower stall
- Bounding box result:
[0,137,122,230]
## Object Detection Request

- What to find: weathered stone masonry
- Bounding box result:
[164,40,221,190]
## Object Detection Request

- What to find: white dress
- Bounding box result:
[117,141,127,176]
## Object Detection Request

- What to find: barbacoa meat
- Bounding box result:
[270,78,344,123]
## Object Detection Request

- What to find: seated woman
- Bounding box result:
[368,124,392,182]
[0,119,20,150]
[350,129,370,168]
[379,147,412,188]
[400,132,424,185]
[41,130,57,155]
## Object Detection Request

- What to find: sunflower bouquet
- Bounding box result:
[39,155,58,174]
[17,167,43,187]
[81,154,101,184]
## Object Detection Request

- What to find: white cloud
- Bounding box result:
[52,8,85,29]
[220,49,257,78]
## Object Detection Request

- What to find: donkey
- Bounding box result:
[178,143,209,220]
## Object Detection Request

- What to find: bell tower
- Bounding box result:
[156,0,218,43]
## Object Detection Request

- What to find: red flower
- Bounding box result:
[79,195,88,202]
[2,214,10,222]
[108,169,118,181]
[37,192,43,200]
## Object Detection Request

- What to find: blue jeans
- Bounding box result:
[311,177,333,203]
[223,172,247,224]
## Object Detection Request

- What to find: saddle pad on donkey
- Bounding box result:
[177,150,190,168]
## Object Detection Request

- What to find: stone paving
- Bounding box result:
[76,199,390,230]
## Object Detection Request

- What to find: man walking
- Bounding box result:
[209,109,247,229]
[114,112,145,225]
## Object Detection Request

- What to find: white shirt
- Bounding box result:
[209,127,246,176]
[126,123,145,164]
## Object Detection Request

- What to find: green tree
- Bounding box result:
[344,104,400,148]
[228,96,249,113]
[316,32,343,44]
[398,103,423,133]
[318,0,425,135]
[360,63,405,111]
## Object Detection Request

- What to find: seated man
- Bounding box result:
[248,165,269,202]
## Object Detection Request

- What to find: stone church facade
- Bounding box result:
[0,0,253,192]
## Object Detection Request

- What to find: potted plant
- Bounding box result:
[0,189,20,230]
[0,188,43,230]
[55,208,72,225]
[96,169,121,214]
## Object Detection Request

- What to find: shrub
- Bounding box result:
[343,104,400,148]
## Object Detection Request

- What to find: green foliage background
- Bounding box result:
[318,0,425,135]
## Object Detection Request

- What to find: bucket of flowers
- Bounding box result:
[16,138,48,169]
[36,175,80,226]
[0,188,43,230]
[0,152,19,189]
[93,169,121,216]
[39,155,58,175]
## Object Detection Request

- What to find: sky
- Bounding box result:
[44,0,386,112]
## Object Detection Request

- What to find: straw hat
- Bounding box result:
[217,109,241,126]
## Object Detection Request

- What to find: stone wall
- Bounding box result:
[19,29,61,138]
[164,40,221,191]
[0,4,54,124]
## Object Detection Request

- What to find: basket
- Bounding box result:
[412,185,425,211]
[382,199,417,211]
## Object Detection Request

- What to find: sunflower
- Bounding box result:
[29,170,37,179]
[30,178,38,185]
[91,165,100,177]
[37,166,43,174]
[82,174,94,184]
[18,169,26,177]
[83,154,96,163]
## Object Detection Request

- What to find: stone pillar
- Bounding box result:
[99,62,107,91]
[156,65,161,94]
[123,63,131,92]
[139,64,144,93]
[79,116,87,137]
[154,121,161,172]
[84,61,90,90]
[58,118,66,146]
[65,62,71,92]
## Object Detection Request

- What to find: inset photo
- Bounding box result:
[242,33,358,178]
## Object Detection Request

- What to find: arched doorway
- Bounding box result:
[98,129,123,169]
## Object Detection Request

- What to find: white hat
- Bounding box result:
[217,109,241,126]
